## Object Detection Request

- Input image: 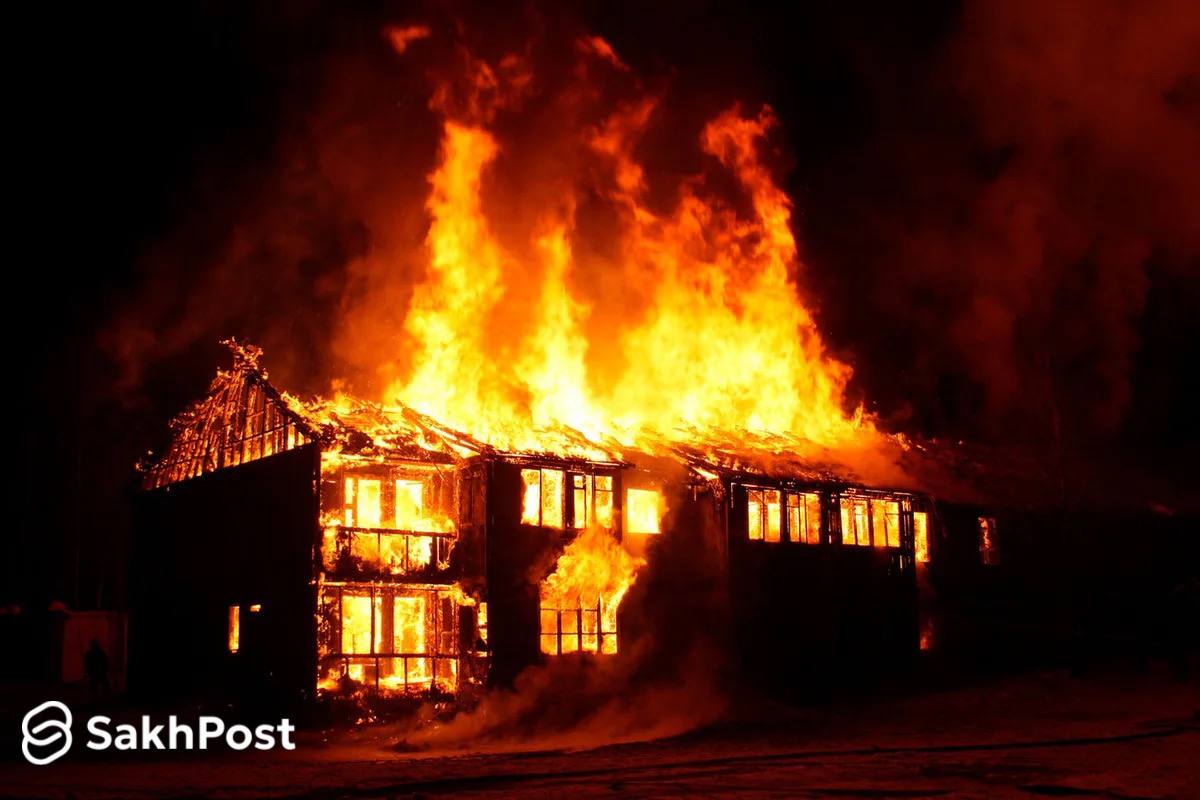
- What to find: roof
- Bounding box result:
[144,343,1193,515]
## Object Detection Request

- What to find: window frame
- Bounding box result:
[540,595,619,656]
[624,486,663,534]
[786,490,823,544]
[745,486,783,543]
[914,510,930,563]
[317,583,460,693]
[837,493,909,549]
[521,468,617,531]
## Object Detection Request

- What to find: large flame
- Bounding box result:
[375,34,873,456]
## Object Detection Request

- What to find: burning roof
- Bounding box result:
[143,341,920,495]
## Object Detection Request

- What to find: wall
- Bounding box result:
[130,443,320,707]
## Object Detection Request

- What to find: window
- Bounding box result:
[841,496,902,547]
[572,475,589,529]
[227,606,240,653]
[626,488,662,534]
[787,492,822,544]
[747,488,782,542]
[318,584,459,693]
[392,596,428,684]
[340,593,378,655]
[540,596,618,655]
[914,511,930,563]
[979,517,999,565]
[871,499,901,548]
[344,477,382,528]
[520,468,565,528]
[595,476,614,528]
[839,497,870,546]
[394,479,424,530]
[566,474,617,530]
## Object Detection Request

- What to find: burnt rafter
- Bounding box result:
[141,340,319,489]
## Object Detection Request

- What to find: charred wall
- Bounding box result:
[482,459,604,686]
[618,477,734,684]
[727,483,918,696]
[927,502,1200,672]
[130,443,320,706]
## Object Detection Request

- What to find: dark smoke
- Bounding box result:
[788,0,1200,449]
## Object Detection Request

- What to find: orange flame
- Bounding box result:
[376,36,873,457]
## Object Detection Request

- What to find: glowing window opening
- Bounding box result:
[520,468,564,529]
[344,477,383,529]
[786,491,822,544]
[595,475,614,529]
[746,487,782,542]
[979,517,999,565]
[318,584,459,694]
[394,479,425,530]
[227,606,240,653]
[626,487,662,534]
[840,495,904,548]
[914,511,930,563]
[540,597,618,655]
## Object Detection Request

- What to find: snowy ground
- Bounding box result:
[3,667,1198,798]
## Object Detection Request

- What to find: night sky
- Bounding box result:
[11,1,1199,610]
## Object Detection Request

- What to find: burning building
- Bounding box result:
[131,343,930,705]
[127,33,960,707]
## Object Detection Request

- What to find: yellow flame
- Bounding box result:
[375,52,873,456]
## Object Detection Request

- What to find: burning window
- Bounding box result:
[394,479,424,529]
[746,488,782,542]
[872,500,901,548]
[625,488,662,534]
[979,517,999,565]
[540,597,618,655]
[538,526,641,658]
[595,476,614,528]
[914,511,930,563]
[567,473,615,530]
[840,496,901,547]
[571,475,588,528]
[333,530,451,577]
[344,477,382,528]
[317,583,460,694]
[227,606,240,654]
[325,468,455,576]
[340,593,379,654]
[787,492,822,544]
[521,468,564,528]
[839,497,870,546]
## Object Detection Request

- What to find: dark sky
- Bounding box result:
[11,0,1199,609]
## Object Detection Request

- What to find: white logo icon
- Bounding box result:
[22,700,73,765]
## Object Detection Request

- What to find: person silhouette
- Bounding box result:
[84,638,110,695]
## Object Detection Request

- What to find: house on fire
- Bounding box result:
[131,346,939,705]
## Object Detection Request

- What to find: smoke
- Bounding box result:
[398,474,732,752]
[800,0,1200,445]
[399,644,726,752]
